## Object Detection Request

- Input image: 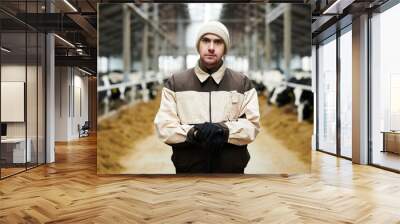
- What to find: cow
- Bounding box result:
[268,84,295,107]
[290,76,313,122]
[293,85,313,122]
[267,74,313,122]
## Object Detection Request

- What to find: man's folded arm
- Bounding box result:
[223,87,260,146]
[154,78,194,145]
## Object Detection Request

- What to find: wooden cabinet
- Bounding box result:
[382,131,400,154]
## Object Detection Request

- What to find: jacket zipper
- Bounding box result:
[208,91,212,172]
[209,92,212,122]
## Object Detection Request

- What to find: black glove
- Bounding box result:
[194,122,229,150]
[186,124,214,147]
[186,126,200,144]
[209,124,229,151]
[186,122,229,172]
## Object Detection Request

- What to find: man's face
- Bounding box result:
[198,33,225,69]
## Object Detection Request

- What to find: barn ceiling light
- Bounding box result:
[78,67,92,76]
[63,0,78,12]
[1,47,11,53]
[323,0,354,14]
[54,34,75,48]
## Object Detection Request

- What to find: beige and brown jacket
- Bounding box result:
[154,61,260,149]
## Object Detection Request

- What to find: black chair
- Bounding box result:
[79,121,90,138]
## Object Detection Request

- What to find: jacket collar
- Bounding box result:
[194,60,226,84]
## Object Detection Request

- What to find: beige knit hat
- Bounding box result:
[196,21,230,54]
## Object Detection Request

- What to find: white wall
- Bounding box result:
[1,65,31,138]
[71,73,89,138]
[55,66,69,141]
[55,67,89,141]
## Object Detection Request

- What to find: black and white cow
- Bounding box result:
[268,73,313,122]
[290,76,313,122]
[269,85,295,107]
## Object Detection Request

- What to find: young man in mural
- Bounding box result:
[154,21,260,173]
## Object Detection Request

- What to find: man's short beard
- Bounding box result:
[200,57,223,69]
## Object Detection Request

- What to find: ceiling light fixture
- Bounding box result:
[63,0,78,12]
[78,67,93,76]
[76,48,84,55]
[322,0,354,15]
[54,34,75,48]
[1,47,11,53]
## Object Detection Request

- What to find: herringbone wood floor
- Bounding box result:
[1,135,400,223]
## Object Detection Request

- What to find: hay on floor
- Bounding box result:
[97,95,160,173]
[258,95,313,163]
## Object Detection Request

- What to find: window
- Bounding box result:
[317,36,337,154]
[339,28,352,158]
[370,3,400,171]
[0,1,47,179]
